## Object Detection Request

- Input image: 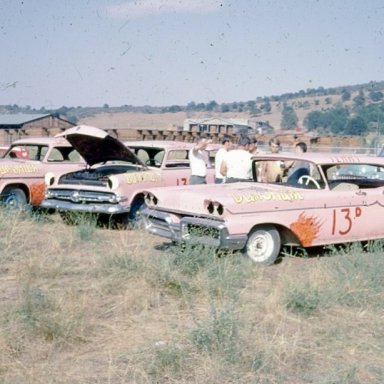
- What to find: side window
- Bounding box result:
[154,150,165,165]
[47,148,64,162]
[67,149,82,162]
[165,150,190,168]
[27,145,39,160]
[136,149,150,164]
[167,150,188,160]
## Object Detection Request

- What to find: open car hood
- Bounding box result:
[56,125,145,167]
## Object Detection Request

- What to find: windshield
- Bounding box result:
[253,159,325,189]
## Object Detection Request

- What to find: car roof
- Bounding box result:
[10,136,71,146]
[125,140,192,149]
[252,152,384,165]
[124,140,221,151]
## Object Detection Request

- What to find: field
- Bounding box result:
[0,209,383,383]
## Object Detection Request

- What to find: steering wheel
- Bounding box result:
[145,159,161,167]
[298,175,321,189]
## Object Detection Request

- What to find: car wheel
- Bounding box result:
[1,187,27,210]
[128,198,145,228]
[244,225,281,265]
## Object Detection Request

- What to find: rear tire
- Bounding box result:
[244,225,281,265]
[1,187,27,210]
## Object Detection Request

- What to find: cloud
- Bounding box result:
[105,0,223,19]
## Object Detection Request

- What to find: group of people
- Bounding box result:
[188,135,308,185]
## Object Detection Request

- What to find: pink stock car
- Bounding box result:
[141,152,384,265]
[41,125,219,225]
[0,137,84,209]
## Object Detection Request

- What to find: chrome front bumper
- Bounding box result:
[141,207,248,250]
[40,199,131,215]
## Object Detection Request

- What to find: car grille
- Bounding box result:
[47,189,117,204]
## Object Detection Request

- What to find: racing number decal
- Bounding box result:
[176,177,187,185]
[332,207,362,235]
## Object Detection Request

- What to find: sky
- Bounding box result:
[0,0,383,109]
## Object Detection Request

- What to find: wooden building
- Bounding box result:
[0,113,75,145]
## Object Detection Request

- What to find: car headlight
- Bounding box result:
[205,200,224,216]
[108,175,119,190]
[144,192,158,206]
[45,172,55,186]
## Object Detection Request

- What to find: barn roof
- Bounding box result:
[0,113,52,126]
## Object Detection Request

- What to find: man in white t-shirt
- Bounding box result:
[214,136,233,183]
[220,135,252,183]
[189,136,212,184]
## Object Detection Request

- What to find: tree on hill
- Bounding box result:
[304,105,350,134]
[369,91,383,102]
[353,90,365,109]
[344,116,367,135]
[304,110,326,131]
[281,104,298,129]
[341,89,351,101]
[261,98,272,113]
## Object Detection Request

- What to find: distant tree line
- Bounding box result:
[0,80,383,134]
[303,90,384,136]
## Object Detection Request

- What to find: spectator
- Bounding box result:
[286,141,310,184]
[268,137,281,153]
[189,136,212,185]
[215,136,233,183]
[220,135,252,183]
[259,137,283,182]
[249,137,263,155]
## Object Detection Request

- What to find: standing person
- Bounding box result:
[189,136,212,185]
[248,137,258,155]
[214,136,233,184]
[249,137,264,155]
[268,137,281,153]
[260,137,283,182]
[220,135,252,183]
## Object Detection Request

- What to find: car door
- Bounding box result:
[160,149,191,186]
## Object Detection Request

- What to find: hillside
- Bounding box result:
[78,93,351,131]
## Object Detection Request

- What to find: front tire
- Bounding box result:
[1,187,27,210]
[244,225,281,265]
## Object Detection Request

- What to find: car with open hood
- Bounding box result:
[0,136,84,209]
[41,125,218,225]
[141,152,384,265]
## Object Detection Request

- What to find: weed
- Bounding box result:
[325,252,384,309]
[148,343,188,379]
[100,252,142,278]
[170,242,216,276]
[74,215,97,241]
[190,306,240,362]
[283,283,322,315]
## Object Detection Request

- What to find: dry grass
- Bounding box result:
[0,210,383,383]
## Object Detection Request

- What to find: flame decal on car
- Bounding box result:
[290,212,322,247]
[30,182,46,206]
